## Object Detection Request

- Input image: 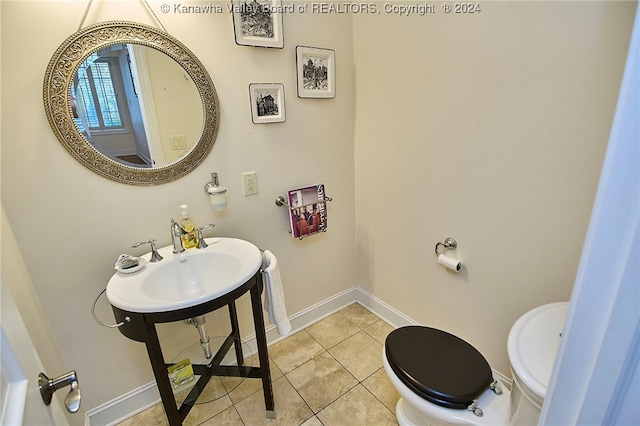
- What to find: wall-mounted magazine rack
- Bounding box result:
[275,184,332,239]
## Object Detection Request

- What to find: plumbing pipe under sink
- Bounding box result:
[189,315,212,359]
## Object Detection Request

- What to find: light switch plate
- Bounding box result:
[169,134,187,150]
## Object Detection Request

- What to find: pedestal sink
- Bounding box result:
[106,238,262,313]
[105,237,274,425]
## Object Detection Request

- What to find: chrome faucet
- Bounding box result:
[171,218,185,253]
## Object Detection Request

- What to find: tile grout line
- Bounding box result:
[293,307,394,421]
[289,325,360,420]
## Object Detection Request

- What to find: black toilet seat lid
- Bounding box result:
[385,326,492,409]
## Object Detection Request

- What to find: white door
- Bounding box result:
[540,5,639,425]
[0,277,69,426]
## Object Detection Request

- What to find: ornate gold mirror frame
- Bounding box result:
[43,21,220,185]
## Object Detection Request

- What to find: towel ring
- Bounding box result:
[91,289,130,328]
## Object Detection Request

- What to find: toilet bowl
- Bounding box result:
[507,302,569,425]
[383,302,569,426]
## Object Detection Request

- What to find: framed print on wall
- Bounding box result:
[232,0,284,48]
[249,83,286,123]
[296,46,335,98]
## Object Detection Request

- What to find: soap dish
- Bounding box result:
[115,255,146,274]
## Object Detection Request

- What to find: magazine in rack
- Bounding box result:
[287,184,328,239]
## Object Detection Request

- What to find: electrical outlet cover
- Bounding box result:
[242,172,258,195]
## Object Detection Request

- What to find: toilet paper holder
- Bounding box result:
[435,237,457,257]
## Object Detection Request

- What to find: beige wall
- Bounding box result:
[144,47,203,163]
[353,1,636,375]
[1,1,355,421]
[1,206,67,381]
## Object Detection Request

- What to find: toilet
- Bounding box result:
[507,302,569,425]
[383,302,569,426]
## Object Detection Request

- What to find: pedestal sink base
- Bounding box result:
[111,272,274,425]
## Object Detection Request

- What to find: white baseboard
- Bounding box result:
[86,286,511,425]
[85,382,160,426]
[254,286,360,352]
[355,286,419,328]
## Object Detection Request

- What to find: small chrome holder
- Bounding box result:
[38,371,81,413]
[435,237,457,257]
[204,172,227,210]
[204,172,225,195]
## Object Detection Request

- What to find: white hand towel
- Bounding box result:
[262,250,291,336]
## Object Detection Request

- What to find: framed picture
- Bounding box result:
[249,83,286,124]
[232,0,284,48]
[296,46,335,98]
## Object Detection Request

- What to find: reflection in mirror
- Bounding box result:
[71,44,203,168]
[43,21,219,186]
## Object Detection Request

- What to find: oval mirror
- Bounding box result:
[43,21,220,185]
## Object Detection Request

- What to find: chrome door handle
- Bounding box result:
[38,370,81,413]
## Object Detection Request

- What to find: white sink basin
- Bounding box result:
[106,238,262,313]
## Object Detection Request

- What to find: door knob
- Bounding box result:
[38,371,81,413]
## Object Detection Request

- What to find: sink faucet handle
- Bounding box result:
[132,239,164,262]
[196,224,215,249]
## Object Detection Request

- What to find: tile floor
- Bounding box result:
[117,303,400,426]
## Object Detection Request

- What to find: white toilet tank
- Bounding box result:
[507,302,569,426]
